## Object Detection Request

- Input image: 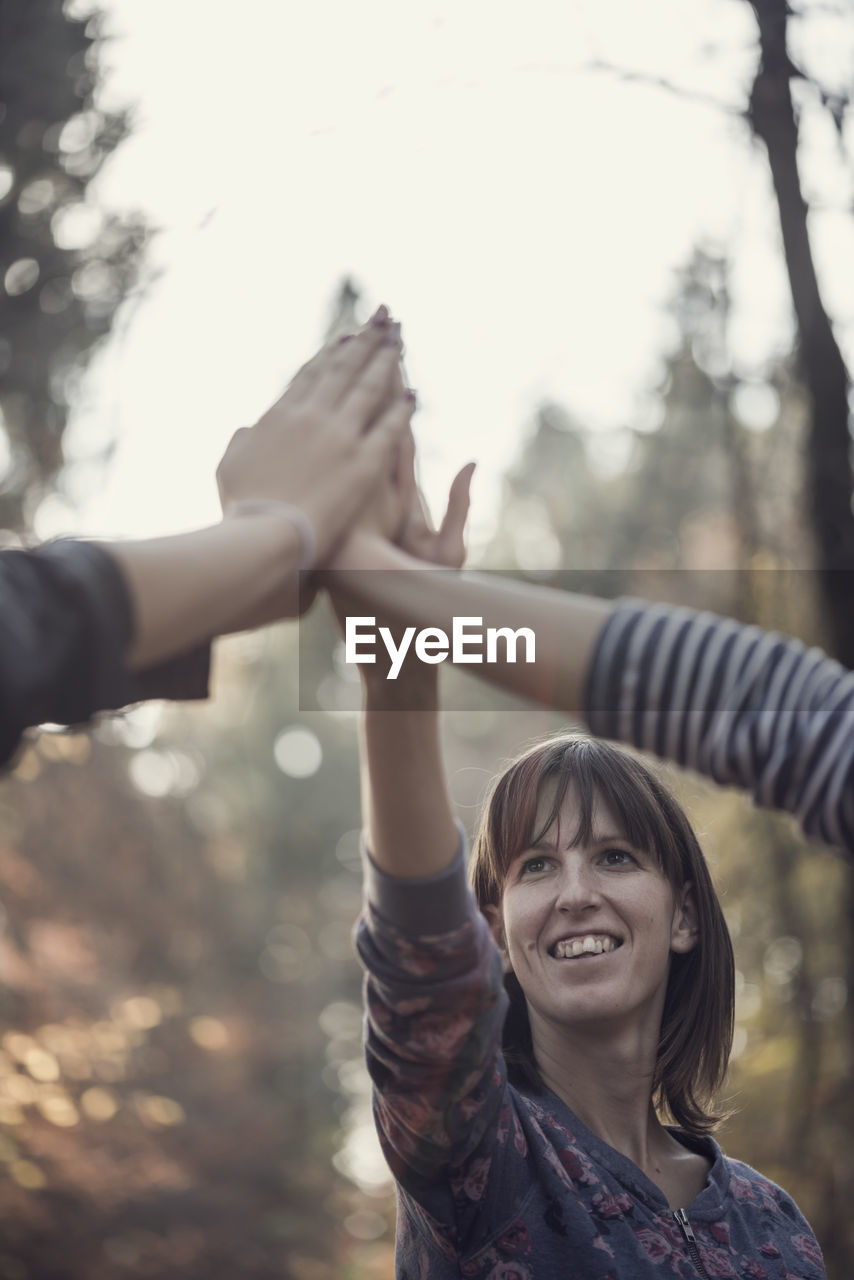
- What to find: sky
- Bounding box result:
[38,0,854,553]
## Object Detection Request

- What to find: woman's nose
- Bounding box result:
[554,861,601,911]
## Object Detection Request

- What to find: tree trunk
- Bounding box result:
[747,0,854,664]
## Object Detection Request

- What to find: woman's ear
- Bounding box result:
[671,881,699,955]
[482,903,514,974]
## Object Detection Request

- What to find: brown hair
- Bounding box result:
[470,734,734,1136]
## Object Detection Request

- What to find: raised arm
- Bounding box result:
[329,453,470,875]
[327,532,854,856]
[359,665,459,878]
[585,598,854,854]
[0,312,411,765]
[326,529,612,714]
[333,462,516,1236]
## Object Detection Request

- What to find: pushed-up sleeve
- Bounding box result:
[0,540,210,768]
[355,826,509,1195]
[585,598,854,855]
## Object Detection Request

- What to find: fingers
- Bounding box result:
[304,313,402,416]
[351,392,416,491]
[394,426,418,508]
[437,462,476,565]
[284,344,336,402]
[332,334,405,427]
[282,305,393,405]
[441,462,475,535]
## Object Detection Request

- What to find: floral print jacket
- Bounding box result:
[356,841,826,1280]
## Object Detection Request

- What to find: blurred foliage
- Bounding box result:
[0,2,851,1275]
[0,0,148,534]
[0,253,849,1278]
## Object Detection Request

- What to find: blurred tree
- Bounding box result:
[324,277,360,342]
[477,247,852,1274]
[746,0,854,665]
[0,0,147,533]
[0,246,849,1280]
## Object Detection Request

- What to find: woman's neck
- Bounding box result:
[531,1015,676,1170]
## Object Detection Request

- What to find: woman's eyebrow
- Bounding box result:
[525,838,557,852]
[527,831,632,852]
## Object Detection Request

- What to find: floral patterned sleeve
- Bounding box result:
[354,827,509,1209]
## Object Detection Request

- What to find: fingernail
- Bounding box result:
[370,304,390,327]
[404,388,417,406]
[383,321,402,346]
[337,333,353,345]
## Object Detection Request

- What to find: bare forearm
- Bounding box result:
[105,512,303,669]
[361,676,459,878]
[327,534,614,714]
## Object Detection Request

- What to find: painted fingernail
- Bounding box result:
[337,333,353,345]
[370,304,390,327]
[383,321,402,346]
[404,388,417,406]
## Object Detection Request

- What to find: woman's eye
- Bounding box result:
[601,848,636,868]
[520,856,547,875]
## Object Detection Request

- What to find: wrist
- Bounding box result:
[220,507,309,621]
[363,666,439,710]
[323,528,396,576]
[225,499,317,573]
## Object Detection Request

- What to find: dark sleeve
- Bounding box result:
[584,598,854,855]
[0,539,211,768]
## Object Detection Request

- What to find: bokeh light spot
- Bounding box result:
[4,258,40,297]
[116,996,162,1030]
[135,1094,186,1127]
[10,1159,46,1190]
[343,1209,387,1241]
[80,1086,118,1121]
[58,111,99,153]
[24,1048,60,1083]
[51,201,103,250]
[128,750,177,797]
[273,727,322,778]
[188,1016,229,1051]
[37,1093,79,1127]
[18,177,55,216]
[3,1076,37,1105]
[733,381,779,431]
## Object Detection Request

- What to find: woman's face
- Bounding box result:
[492,781,697,1044]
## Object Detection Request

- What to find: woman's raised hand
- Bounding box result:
[398,459,476,572]
[337,398,475,573]
[216,307,415,567]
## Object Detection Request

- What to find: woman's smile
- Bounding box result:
[549,934,623,960]
[494,782,697,1033]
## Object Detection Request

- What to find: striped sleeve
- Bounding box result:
[584,599,854,855]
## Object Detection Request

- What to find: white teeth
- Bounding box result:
[552,935,618,959]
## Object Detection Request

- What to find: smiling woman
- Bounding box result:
[330,524,826,1277]
[471,736,734,1138]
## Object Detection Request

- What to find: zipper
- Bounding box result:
[673,1208,711,1280]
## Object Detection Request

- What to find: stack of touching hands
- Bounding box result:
[117,302,476,673]
[0,299,604,768]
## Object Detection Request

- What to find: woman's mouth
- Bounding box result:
[549,935,622,960]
